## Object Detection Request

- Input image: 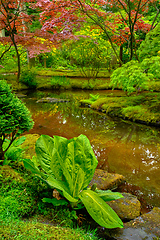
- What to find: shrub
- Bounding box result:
[110,60,149,95]
[20,68,37,89]
[51,76,70,89]
[0,80,34,164]
[140,56,160,79]
[138,23,160,61]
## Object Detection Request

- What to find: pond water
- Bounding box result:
[22,89,160,211]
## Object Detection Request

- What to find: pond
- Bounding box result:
[21,89,160,212]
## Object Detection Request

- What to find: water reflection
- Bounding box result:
[22,89,160,208]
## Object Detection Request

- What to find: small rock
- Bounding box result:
[36,97,70,103]
[16,93,27,98]
[107,207,160,240]
[90,169,125,190]
[107,192,141,221]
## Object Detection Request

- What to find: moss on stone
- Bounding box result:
[107,193,141,221]
[21,134,40,159]
[89,169,125,190]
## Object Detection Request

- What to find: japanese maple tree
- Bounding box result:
[33,0,160,64]
[73,0,160,62]
[0,0,83,81]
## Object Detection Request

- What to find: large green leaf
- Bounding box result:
[35,135,54,175]
[42,198,68,206]
[23,158,42,176]
[36,135,68,179]
[34,134,98,200]
[46,176,78,203]
[71,135,98,188]
[50,135,68,179]
[95,189,124,202]
[79,189,123,229]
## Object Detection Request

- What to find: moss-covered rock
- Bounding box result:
[107,192,141,221]
[21,134,40,159]
[90,169,125,190]
[80,93,160,126]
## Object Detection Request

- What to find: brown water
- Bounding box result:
[22,89,160,211]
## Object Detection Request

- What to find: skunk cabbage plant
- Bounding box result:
[23,134,123,229]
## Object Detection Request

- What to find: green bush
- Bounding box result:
[140,56,160,79]
[20,68,37,89]
[110,60,149,94]
[138,23,160,61]
[0,80,34,164]
[51,76,70,89]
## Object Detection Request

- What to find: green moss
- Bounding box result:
[21,134,40,159]
[0,165,25,183]
[91,97,127,112]
[121,105,160,123]
[81,93,160,125]
[0,217,100,240]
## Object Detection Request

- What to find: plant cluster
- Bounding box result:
[138,23,160,61]
[23,134,124,229]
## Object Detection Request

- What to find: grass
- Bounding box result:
[0,216,100,240]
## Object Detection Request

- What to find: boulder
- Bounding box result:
[106,207,160,240]
[90,169,125,190]
[107,192,141,221]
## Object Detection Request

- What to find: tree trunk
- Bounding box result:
[11,34,21,82]
[119,45,123,65]
[0,139,4,165]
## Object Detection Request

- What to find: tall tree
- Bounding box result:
[75,0,160,61]
[34,0,159,64]
[0,0,59,81]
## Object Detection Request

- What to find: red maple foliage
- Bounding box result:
[0,0,159,77]
[0,0,84,80]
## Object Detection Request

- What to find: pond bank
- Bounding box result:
[80,92,160,128]
[3,71,160,127]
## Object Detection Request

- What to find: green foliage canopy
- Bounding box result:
[110,56,160,94]
[138,24,160,61]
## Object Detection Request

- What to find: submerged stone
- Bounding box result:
[107,192,141,221]
[90,169,125,190]
[36,97,70,103]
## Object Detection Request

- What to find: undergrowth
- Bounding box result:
[0,165,102,240]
